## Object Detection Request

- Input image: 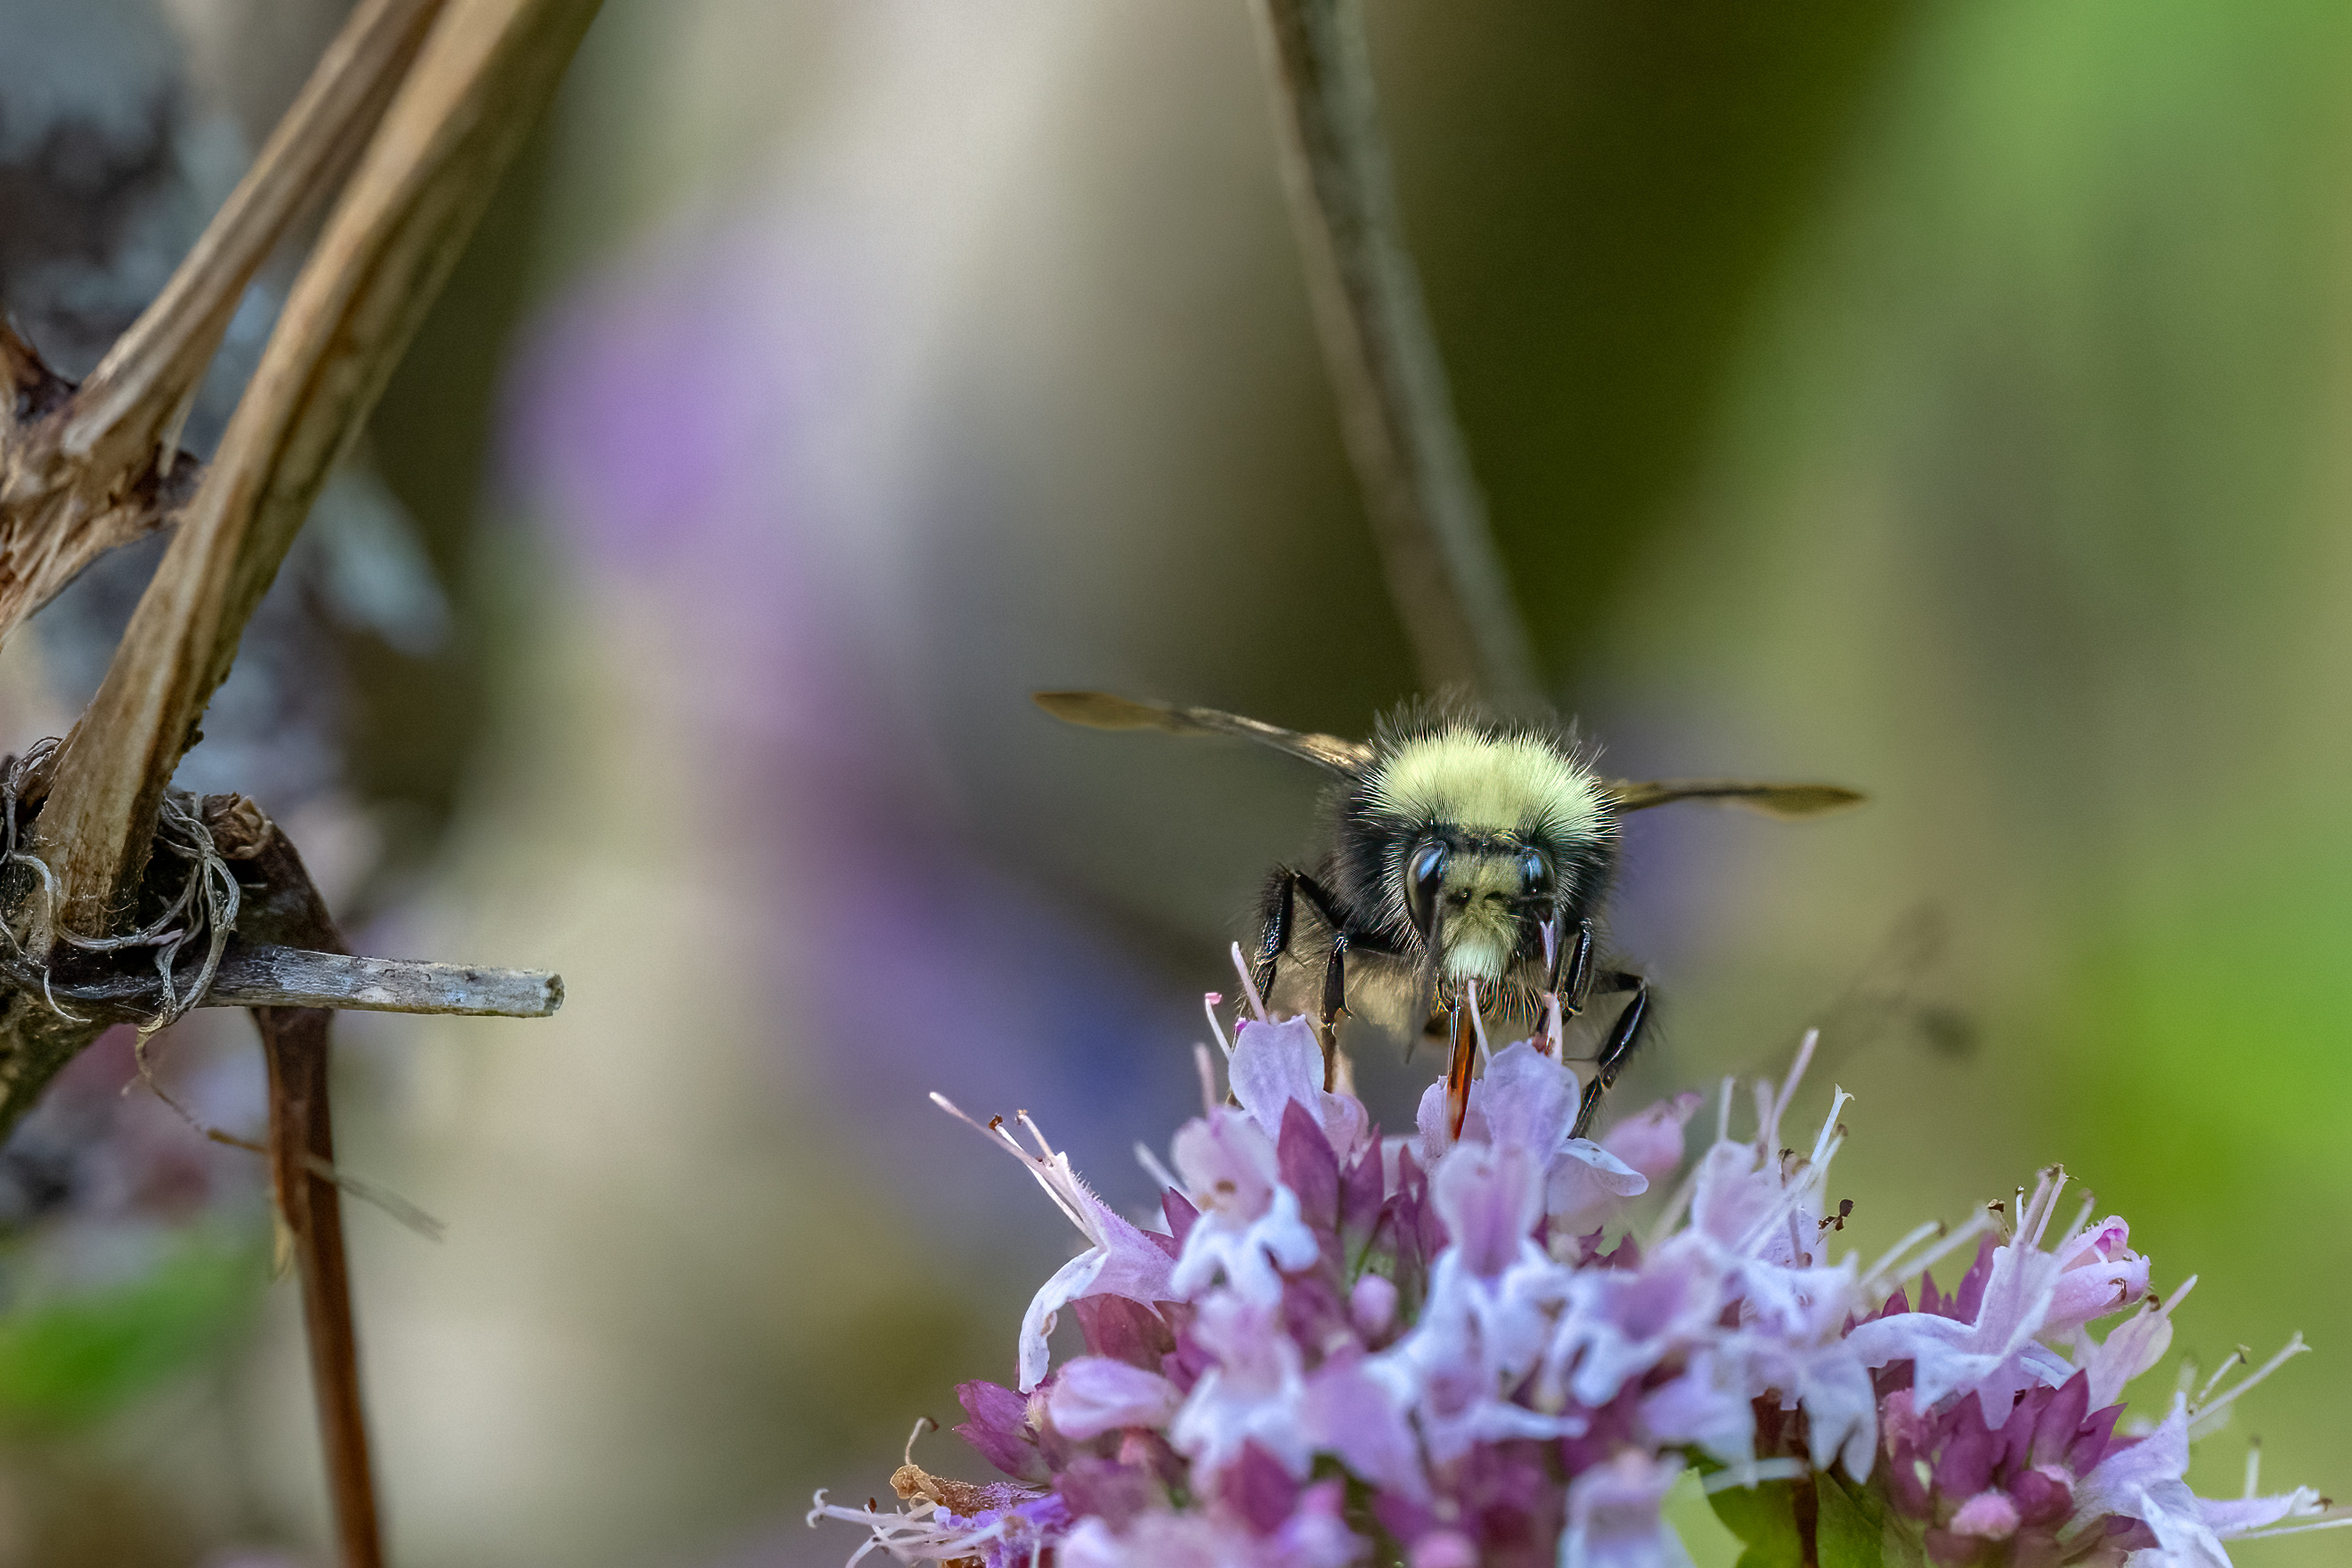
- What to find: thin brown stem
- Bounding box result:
[258,1003,382,1568]
[1250,0,1542,711]
[240,813,380,1566]
[35,0,605,935]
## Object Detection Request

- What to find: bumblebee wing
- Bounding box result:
[1604,778,1867,818]
[1032,691,1371,776]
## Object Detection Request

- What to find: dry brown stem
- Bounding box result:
[211,946,566,1016]
[30,942,564,1019]
[35,0,605,937]
[261,1003,382,1568]
[0,7,598,1560]
[238,821,383,1568]
[1251,0,1542,711]
[0,0,448,647]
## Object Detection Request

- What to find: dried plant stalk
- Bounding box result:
[35,944,564,1018]
[210,947,566,1016]
[232,818,383,1568]
[260,1004,383,1568]
[1251,0,1542,711]
[1,8,598,1559]
[36,0,606,937]
[0,0,447,643]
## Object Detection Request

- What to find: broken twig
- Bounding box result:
[213,947,565,1017]
[18,944,562,1020]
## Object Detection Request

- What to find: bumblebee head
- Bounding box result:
[1345,716,1618,987]
[1401,831,1564,983]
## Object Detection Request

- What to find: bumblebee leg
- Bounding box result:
[1255,871,1354,1008]
[1571,971,1650,1140]
[1252,869,1298,1006]
[1290,873,1349,930]
[1317,932,1350,1091]
[1557,919,1596,1014]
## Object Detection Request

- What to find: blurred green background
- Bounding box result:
[4,0,2350,1563]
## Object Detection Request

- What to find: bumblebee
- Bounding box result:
[1036,691,1862,1138]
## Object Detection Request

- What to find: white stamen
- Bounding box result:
[1864,1211,1994,1298]
[1230,942,1270,1023]
[904,1417,934,1467]
[931,1093,1096,1241]
[1715,1077,1735,1143]
[1741,1146,1836,1255]
[2245,1438,2262,1500]
[1774,1029,1819,1129]
[931,1091,993,1141]
[1195,1043,1220,1115]
[1731,1140,1845,1258]
[1803,1134,1844,1205]
[1202,992,1233,1059]
[808,1490,1037,1566]
[1015,1111,1059,1161]
[1809,1086,1852,1172]
[2198,1348,2250,1405]
[2235,1515,2352,1542]
[1467,978,1491,1066]
[2048,1192,2098,1260]
[1135,1141,1181,1194]
[2024,1166,2070,1250]
[1640,1150,1709,1248]
[2192,1334,2308,1439]
[1861,1221,1943,1290]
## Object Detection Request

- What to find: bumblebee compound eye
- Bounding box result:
[1405,840,1449,941]
[1518,846,1554,901]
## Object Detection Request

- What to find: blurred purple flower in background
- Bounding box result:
[504,223,1197,1234]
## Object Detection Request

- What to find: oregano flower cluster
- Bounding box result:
[814,987,2336,1567]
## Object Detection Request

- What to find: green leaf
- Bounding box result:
[0,1231,260,1430]
[1704,1477,1805,1568]
[1813,1470,1879,1568]
[1663,1464,1749,1568]
[1819,1469,1927,1568]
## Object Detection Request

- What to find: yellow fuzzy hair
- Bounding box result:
[1366,731,1607,841]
